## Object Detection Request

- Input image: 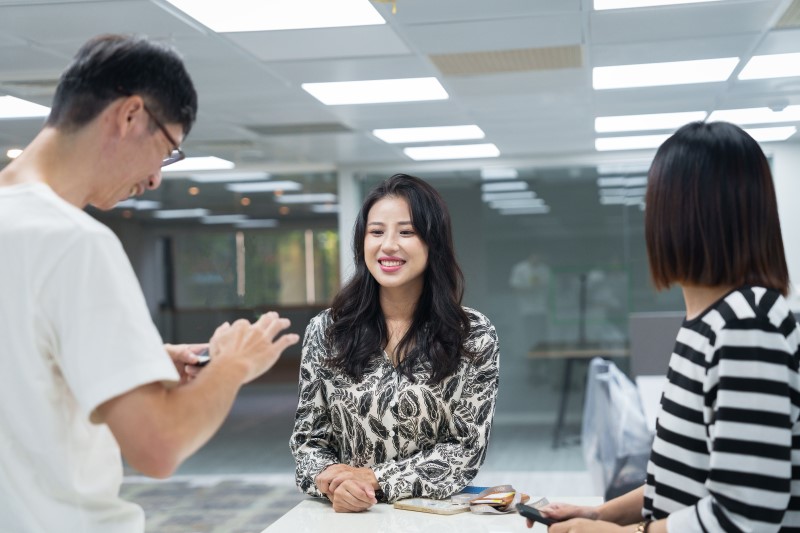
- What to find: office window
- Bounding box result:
[173,228,339,309]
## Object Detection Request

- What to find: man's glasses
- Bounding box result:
[141,103,185,167]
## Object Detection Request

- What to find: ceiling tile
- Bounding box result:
[225,25,410,62]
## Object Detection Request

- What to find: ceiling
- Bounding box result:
[1,0,799,220]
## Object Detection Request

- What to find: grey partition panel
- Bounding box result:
[628,312,685,377]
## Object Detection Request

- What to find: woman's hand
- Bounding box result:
[316,464,379,512]
[547,519,630,533]
[540,502,600,521]
[330,478,377,513]
[524,503,602,530]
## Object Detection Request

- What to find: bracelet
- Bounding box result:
[635,520,652,533]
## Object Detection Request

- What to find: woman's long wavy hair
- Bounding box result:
[326,173,475,384]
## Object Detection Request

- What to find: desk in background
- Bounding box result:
[529,342,629,448]
[262,497,603,533]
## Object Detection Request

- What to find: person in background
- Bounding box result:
[529,121,800,532]
[291,173,500,513]
[509,252,551,350]
[0,34,299,532]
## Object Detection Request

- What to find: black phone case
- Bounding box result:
[517,503,555,525]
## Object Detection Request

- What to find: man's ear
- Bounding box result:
[115,95,146,138]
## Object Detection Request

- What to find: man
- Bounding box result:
[0,35,299,531]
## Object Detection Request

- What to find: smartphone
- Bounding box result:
[194,348,211,367]
[517,503,555,526]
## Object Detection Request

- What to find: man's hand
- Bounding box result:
[210,312,300,383]
[316,464,379,512]
[164,343,207,384]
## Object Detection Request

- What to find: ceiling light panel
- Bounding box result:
[163,0,385,32]
[595,111,707,132]
[593,57,739,89]
[276,194,338,204]
[595,134,671,151]
[403,143,499,161]
[152,209,210,219]
[311,204,340,213]
[302,77,448,106]
[594,0,722,9]
[744,126,797,142]
[489,198,547,209]
[226,181,303,193]
[481,167,518,180]
[202,215,249,224]
[372,125,484,143]
[236,219,279,229]
[190,172,270,183]
[708,106,800,125]
[499,206,551,215]
[738,52,800,80]
[161,157,235,173]
[482,191,537,202]
[481,181,528,192]
[0,95,49,119]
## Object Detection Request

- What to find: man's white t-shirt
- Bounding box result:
[0,183,179,532]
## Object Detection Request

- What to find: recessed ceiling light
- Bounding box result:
[744,126,797,143]
[201,215,249,224]
[276,193,338,204]
[597,176,649,188]
[403,143,499,161]
[481,181,528,193]
[481,167,519,180]
[163,0,385,32]
[489,198,547,209]
[595,111,707,132]
[596,161,652,174]
[593,57,738,89]
[599,186,647,197]
[226,181,303,193]
[190,171,269,183]
[595,134,671,151]
[481,191,537,202]
[708,105,800,125]
[499,206,551,216]
[594,0,721,10]
[236,219,279,229]
[6,148,22,159]
[302,77,448,106]
[151,208,210,219]
[372,125,484,144]
[600,196,643,206]
[311,204,340,213]
[738,52,800,80]
[161,157,235,173]
[0,96,50,119]
[114,199,162,210]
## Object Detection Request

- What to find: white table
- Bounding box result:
[262,497,602,533]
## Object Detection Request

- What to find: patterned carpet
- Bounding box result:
[120,476,308,533]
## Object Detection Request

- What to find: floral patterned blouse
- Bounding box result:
[290,307,500,503]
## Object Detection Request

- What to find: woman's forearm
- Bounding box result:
[596,485,645,525]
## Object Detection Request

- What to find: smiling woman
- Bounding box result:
[290,174,501,512]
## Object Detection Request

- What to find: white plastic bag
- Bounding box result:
[582,357,653,500]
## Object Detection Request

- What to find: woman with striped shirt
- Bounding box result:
[531,121,800,532]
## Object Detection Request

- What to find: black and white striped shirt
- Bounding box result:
[643,287,800,532]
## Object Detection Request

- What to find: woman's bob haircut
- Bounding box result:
[645,121,789,295]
